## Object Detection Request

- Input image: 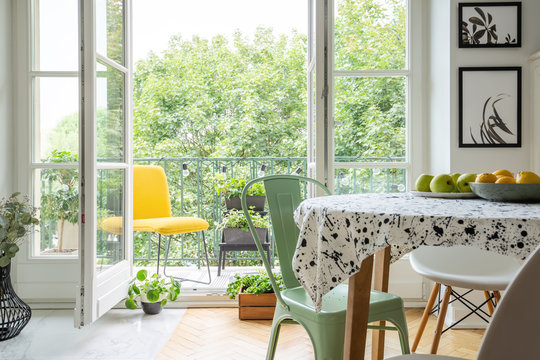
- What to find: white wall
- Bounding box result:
[425,0,540,328]
[427,0,540,175]
[0,0,13,197]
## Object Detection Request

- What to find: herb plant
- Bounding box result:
[125,269,181,309]
[0,193,39,267]
[215,177,265,199]
[226,272,284,299]
[219,209,269,231]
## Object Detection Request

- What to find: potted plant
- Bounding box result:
[125,269,181,315]
[40,150,79,253]
[215,177,266,211]
[0,193,39,340]
[219,209,269,245]
[226,272,283,320]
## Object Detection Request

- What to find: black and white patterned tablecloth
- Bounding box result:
[292,193,540,311]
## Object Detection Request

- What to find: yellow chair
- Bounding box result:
[100,165,211,284]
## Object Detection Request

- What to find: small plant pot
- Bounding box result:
[238,293,277,320]
[225,196,266,211]
[141,301,162,315]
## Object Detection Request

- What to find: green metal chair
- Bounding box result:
[241,175,410,360]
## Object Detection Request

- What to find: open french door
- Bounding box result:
[75,0,133,327]
[307,0,332,192]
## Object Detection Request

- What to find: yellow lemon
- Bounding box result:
[516,171,540,184]
[475,173,498,183]
[495,176,516,184]
[493,169,514,178]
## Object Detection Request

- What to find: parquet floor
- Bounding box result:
[156,308,485,360]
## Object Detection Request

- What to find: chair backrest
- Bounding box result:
[476,243,540,360]
[133,165,172,220]
[242,175,330,307]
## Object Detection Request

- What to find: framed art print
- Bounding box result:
[459,2,521,48]
[459,67,521,148]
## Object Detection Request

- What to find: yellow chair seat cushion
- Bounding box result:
[100,216,209,236]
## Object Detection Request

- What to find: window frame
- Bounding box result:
[325,0,423,192]
[27,0,80,260]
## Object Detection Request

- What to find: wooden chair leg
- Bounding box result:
[484,291,495,315]
[493,290,501,303]
[412,282,440,352]
[431,285,452,354]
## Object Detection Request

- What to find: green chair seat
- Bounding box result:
[241,175,410,359]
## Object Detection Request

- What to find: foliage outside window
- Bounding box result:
[32,0,408,263]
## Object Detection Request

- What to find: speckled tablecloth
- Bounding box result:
[292,193,540,311]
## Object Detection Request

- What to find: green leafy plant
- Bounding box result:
[125,269,181,309]
[219,209,269,232]
[0,193,39,267]
[226,272,284,299]
[214,177,265,199]
[40,150,79,252]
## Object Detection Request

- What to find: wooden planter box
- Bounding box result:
[238,292,277,320]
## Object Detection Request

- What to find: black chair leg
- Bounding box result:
[156,234,162,275]
[163,232,212,285]
[217,249,223,276]
[266,247,271,268]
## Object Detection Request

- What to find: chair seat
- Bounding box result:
[100,216,209,236]
[283,284,405,320]
[410,246,521,291]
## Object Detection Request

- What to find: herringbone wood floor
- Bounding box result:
[156,308,485,360]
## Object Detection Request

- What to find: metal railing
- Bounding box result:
[39,156,406,264]
[130,156,406,266]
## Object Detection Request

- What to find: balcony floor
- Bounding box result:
[134,265,275,294]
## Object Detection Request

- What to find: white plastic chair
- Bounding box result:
[388,243,540,359]
[407,246,521,354]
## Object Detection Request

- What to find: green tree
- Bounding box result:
[133,28,307,158]
[333,0,406,160]
[40,150,79,252]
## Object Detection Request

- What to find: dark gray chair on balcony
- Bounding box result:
[217,224,272,276]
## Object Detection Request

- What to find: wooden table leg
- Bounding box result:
[344,254,374,360]
[372,247,391,360]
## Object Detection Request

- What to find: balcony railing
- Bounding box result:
[40,156,406,265]
[129,156,406,266]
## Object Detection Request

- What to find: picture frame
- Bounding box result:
[459,2,521,48]
[459,67,521,148]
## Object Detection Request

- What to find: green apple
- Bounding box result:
[456,173,477,193]
[415,174,434,192]
[430,174,456,193]
[450,173,461,192]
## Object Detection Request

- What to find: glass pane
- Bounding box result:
[97,60,125,162]
[33,0,78,71]
[97,168,125,272]
[334,76,406,162]
[34,77,79,162]
[36,168,79,255]
[334,168,406,194]
[97,0,125,65]
[334,0,406,71]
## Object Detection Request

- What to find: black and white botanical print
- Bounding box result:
[459,68,521,148]
[459,3,521,48]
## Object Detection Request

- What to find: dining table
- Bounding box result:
[292,192,540,360]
